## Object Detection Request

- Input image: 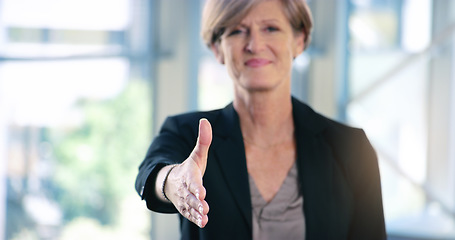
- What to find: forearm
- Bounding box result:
[135,161,177,213]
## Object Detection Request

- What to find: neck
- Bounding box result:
[233,88,294,147]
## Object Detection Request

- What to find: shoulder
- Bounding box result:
[300,103,379,187]
[319,113,375,163]
[321,115,367,144]
[292,98,375,161]
[293,100,380,193]
[292,98,367,142]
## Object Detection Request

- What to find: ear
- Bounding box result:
[292,31,305,58]
[211,43,225,65]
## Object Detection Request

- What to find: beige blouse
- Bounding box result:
[249,163,305,240]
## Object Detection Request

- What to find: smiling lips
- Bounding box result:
[245,58,271,68]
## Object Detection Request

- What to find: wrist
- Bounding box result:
[162,164,178,202]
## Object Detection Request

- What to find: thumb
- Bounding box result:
[191,118,212,174]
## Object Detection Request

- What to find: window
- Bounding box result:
[0,0,153,239]
[346,0,455,238]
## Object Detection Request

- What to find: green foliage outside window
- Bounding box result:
[49,80,151,228]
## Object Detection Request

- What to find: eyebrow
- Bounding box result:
[262,19,281,24]
[237,19,282,28]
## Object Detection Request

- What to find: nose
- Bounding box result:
[244,29,265,53]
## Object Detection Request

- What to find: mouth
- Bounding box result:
[245,58,271,68]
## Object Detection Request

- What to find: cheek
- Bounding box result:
[279,43,295,63]
[222,51,240,79]
[280,44,295,71]
[274,37,294,59]
[225,47,242,69]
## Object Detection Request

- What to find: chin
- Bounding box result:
[238,76,283,92]
[239,82,280,93]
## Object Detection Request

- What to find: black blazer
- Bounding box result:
[135,97,386,240]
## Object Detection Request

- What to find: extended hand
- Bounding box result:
[164,118,212,228]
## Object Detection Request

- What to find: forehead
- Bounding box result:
[238,0,288,24]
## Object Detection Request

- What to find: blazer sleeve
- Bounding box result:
[135,116,195,213]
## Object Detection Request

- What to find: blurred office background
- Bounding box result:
[0,0,454,239]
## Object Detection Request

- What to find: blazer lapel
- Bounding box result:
[292,98,339,239]
[212,104,252,230]
[293,99,349,239]
[296,131,333,238]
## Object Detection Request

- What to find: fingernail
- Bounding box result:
[197,218,202,228]
[199,205,203,214]
[195,191,200,200]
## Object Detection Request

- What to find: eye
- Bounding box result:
[228,30,241,36]
[228,28,245,36]
[265,26,279,32]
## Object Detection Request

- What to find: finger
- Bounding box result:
[177,187,208,228]
[191,199,209,216]
[197,118,212,149]
[187,180,206,201]
[177,184,205,214]
[190,119,212,173]
[186,189,209,215]
[181,181,209,216]
[189,207,209,228]
[189,208,203,227]
[200,214,209,228]
[176,187,192,217]
[185,187,203,213]
[201,199,210,215]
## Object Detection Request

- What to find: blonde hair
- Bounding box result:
[201,0,313,50]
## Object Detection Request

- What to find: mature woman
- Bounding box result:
[135,0,386,239]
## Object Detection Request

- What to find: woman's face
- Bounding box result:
[213,0,304,93]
